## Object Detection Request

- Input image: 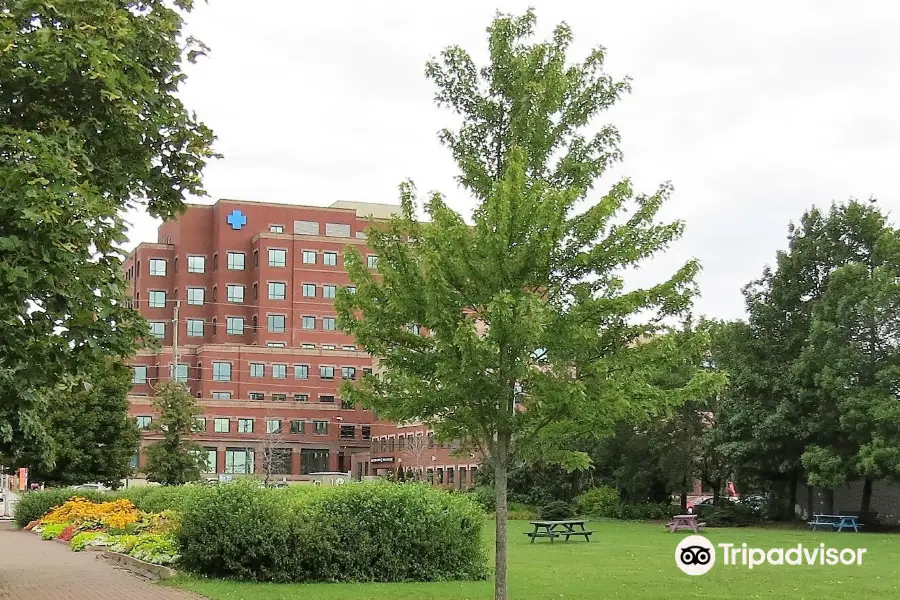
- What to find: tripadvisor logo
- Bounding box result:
[675,535,867,575]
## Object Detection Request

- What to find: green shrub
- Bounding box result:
[470,486,494,512]
[14,489,104,528]
[178,481,314,582]
[507,502,538,520]
[178,481,489,583]
[704,503,760,527]
[615,502,678,521]
[305,482,488,582]
[112,484,212,514]
[40,524,66,540]
[575,486,621,517]
[539,500,574,520]
[108,534,141,553]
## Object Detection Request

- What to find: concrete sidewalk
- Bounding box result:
[0,522,202,600]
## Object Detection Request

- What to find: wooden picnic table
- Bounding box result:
[666,514,705,533]
[808,514,862,532]
[526,520,593,543]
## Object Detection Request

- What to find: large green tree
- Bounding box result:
[0,1,215,465]
[336,11,719,599]
[16,359,140,488]
[144,381,206,486]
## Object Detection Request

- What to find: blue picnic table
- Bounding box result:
[807,514,862,532]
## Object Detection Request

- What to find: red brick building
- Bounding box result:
[124,199,478,482]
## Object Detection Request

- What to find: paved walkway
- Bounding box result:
[0,523,202,600]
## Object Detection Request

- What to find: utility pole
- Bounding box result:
[171,300,180,380]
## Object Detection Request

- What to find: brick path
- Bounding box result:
[0,522,203,600]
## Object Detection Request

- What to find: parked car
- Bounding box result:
[687,496,736,514]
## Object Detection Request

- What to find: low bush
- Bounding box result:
[507,502,538,520]
[704,503,760,527]
[615,502,679,521]
[14,489,104,528]
[113,484,212,514]
[575,486,621,517]
[470,485,494,512]
[71,531,109,552]
[179,481,489,583]
[129,534,180,566]
[40,524,66,540]
[539,500,574,520]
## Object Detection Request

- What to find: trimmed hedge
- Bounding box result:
[14,489,105,528]
[574,487,679,521]
[178,481,489,583]
[539,500,574,520]
[110,484,213,513]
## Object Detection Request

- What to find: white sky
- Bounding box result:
[123,0,900,320]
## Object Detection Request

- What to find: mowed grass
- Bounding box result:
[167,520,900,600]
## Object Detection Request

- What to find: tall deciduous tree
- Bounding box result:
[144,381,206,486]
[336,11,720,599]
[12,359,140,488]
[0,1,216,465]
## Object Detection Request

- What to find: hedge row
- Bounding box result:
[178,481,489,582]
[575,486,680,520]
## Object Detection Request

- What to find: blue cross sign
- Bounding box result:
[226,209,247,230]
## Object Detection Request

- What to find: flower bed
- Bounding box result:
[27,497,179,566]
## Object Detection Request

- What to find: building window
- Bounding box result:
[252,283,258,300]
[320,395,335,403]
[268,248,287,268]
[226,284,245,303]
[174,364,189,383]
[149,259,167,276]
[149,321,165,339]
[322,344,336,350]
[343,345,357,351]
[362,425,371,440]
[322,284,336,299]
[225,448,254,474]
[226,317,244,336]
[448,467,455,484]
[290,420,304,434]
[136,416,152,430]
[294,393,309,402]
[267,342,286,348]
[132,366,147,384]
[267,314,286,333]
[301,448,328,474]
[212,286,217,302]
[253,249,259,268]
[363,367,373,375]
[148,290,166,308]
[340,425,355,439]
[323,317,337,331]
[302,250,316,264]
[367,255,378,269]
[301,343,315,349]
[194,417,206,432]
[272,363,287,379]
[212,362,231,382]
[313,421,328,436]
[187,319,204,337]
[268,282,286,300]
[266,419,281,434]
[323,251,337,266]
[212,253,218,271]
[341,366,356,380]
[301,283,316,298]
[187,255,206,273]
[269,224,284,234]
[237,418,254,433]
[248,392,264,401]
[249,362,264,378]
[294,364,309,379]
[302,316,315,330]
[227,252,245,270]
[187,287,204,306]
[319,366,334,380]
[272,393,286,402]
[346,285,356,294]
[212,392,232,401]
[201,448,216,473]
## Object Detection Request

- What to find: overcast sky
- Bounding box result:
[123,0,900,320]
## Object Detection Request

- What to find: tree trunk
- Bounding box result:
[494,433,510,600]
[860,478,873,514]
[806,484,814,520]
[679,491,687,512]
[823,487,835,514]
[712,480,721,505]
[787,473,798,521]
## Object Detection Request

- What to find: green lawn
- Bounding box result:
[167,520,900,600]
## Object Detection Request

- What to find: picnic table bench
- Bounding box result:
[666,514,706,533]
[807,514,862,532]
[525,520,593,543]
